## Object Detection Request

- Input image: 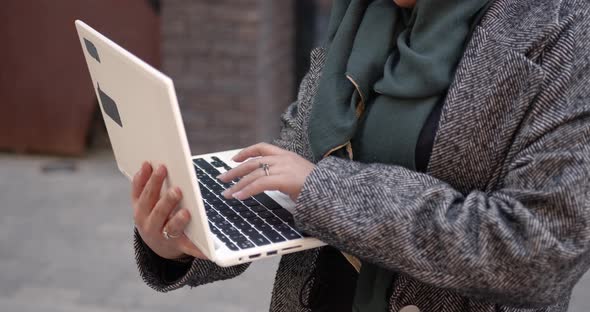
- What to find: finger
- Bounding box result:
[162,208,190,237]
[232,175,284,200]
[132,162,152,201]
[137,165,167,214]
[147,187,182,230]
[178,236,208,260]
[221,165,268,199]
[232,143,287,162]
[218,156,278,183]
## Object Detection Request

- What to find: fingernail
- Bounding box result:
[170,189,178,200]
[216,173,225,180]
[233,191,244,200]
[221,190,229,197]
[172,188,181,199]
[157,165,166,175]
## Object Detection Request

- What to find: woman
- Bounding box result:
[131,0,590,311]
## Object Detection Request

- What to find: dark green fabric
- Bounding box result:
[307,0,491,311]
[309,0,490,167]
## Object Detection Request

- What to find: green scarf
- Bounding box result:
[309,0,490,167]
[307,0,491,311]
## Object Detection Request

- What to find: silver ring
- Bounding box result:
[259,163,270,176]
[163,229,180,240]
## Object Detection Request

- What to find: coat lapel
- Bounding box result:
[426,4,550,193]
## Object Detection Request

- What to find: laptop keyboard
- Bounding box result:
[193,157,305,251]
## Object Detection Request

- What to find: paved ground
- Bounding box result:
[0,149,278,312]
[1,149,590,312]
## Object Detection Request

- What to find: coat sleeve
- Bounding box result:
[133,229,249,292]
[293,11,590,308]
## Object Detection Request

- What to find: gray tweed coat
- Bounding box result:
[135,0,590,311]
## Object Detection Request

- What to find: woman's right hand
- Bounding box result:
[132,162,207,261]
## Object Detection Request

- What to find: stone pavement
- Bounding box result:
[0,150,589,312]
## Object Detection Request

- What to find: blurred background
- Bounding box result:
[0,1,589,311]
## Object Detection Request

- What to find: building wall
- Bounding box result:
[161,0,294,154]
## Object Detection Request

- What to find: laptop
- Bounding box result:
[75,20,325,267]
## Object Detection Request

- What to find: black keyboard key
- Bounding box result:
[238,211,256,219]
[210,157,226,168]
[216,206,234,215]
[206,167,221,176]
[219,209,236,217]
[226,214,243,223]
[211,229,222,237]
[256,223,273,233]
[265,216,283,226]
[199,175,216,186]
[283,231,303,240]
[194,158,222,176]
[224,198,242,206]
[222,227,240,236]
[275,224,302,240]
[218,180,233,188]
[199,188,217,200]
[206,209,219,218]
[209,222,221,234]
[242,227,259,237]
[231,204,249,212]
[202,193,218,203]
[254,193,282,210]
[237,240,255,249]
[249,233,271,246]
[234,220,252,230]
[194,158,214,170]
[263,229,286,243]
[194,166,207,178]
[257,211,274,219]
[249,205,266,213]
[242,199,259,206]
[207,197,225,208]
[249,216,266,225]
[228,232,247,242]
[225,242,239,251]
[215,220,232,230]
[209,214,224,223]
[209,184,225,193]
[273,208,294,222]
[217,234,233,245]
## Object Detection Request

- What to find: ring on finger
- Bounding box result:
[259,163,270,177]
[163,228,180,240]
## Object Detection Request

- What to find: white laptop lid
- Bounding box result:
[74,20,216,260]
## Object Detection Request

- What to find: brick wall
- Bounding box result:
[161,0,294,154]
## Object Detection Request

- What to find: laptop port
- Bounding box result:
[249,254,261,259]
[267,250,278,256]
[282,245,302,252]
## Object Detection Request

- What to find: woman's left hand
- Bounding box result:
[218,143,315,202]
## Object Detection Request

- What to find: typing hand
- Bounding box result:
[218,143,315,202]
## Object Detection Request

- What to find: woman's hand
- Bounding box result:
[132,162,207,261]
[218,143,315,202]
